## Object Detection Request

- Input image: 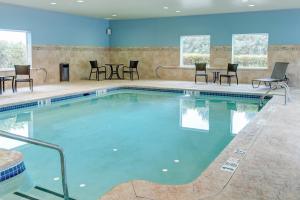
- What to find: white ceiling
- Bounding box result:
[1,0,300,20]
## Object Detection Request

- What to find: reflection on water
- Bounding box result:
[0,98,259,149]
[231,104,258,134]
[0,92,263,200]
[180,97,259,134]
[180,99,209,131]
[0,112,33,149]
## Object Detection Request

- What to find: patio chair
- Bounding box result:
[220,64,239,86]
[2,76,15,93]
[252,62,289,88]
[89,60,107,81]
[122,60,139,80]
[195,63,208,83]
[14,65,33,92]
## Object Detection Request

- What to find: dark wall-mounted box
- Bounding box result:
[60,63,70,82]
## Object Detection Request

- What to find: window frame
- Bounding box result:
[0,29,32,71]
[180,35,211,68]
[231,33,269,70]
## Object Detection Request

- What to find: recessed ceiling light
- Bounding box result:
[248,4,255,7]
[242,0,249,2]
[76,0,85,3]
[112,14,117,17]
[175,10,181,13]
[50,2,57,5]
[163,6,169,10]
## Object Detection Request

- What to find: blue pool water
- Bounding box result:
[0,89,265,199]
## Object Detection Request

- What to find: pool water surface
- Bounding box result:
[0,89,265,200]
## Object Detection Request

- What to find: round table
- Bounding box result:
[212,71,220,83]
[208,68,226,83]
[105,64,124,80]
[0,76,15,94]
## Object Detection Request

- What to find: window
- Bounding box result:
[232,33,268,69]
[180,35,210,67]
[0,30,31,70]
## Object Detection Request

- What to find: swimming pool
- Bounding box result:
[0,88,267,200]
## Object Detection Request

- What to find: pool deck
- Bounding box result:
[0,149,23,172]
[0,80,299,200]
[0,80,285,107]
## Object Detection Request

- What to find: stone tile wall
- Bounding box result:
[110,45,300,87]
[0,45,110,88]
[2,45,298,88]
[32,45,110,84]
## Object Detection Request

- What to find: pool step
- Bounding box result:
[14,192,39,200]
[34,186,76,199]
[12,186,76,200]
[0,193,31,200]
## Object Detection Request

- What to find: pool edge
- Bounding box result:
[0,85,270,113]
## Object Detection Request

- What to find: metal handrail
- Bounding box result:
[277,82,290,105]
[0,130,70,200]
[31,68,48,82]
[260,82,290,105]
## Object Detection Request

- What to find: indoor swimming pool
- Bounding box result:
[0,88,267,200]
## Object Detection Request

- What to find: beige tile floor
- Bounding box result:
[0,80,299,200]
[0,150,23,171]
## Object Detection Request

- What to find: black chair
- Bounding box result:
[220,64,239,85]
[14,65,33,92]
[2,76,15,92]
[123,61,139,80]
[89,60,107,81]
[195,63,208,83]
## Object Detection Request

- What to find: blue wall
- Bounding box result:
[0,3,109,46]
[110,9,300,47]
[1,3,299,48]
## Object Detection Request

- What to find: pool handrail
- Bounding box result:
[0,130,70,200]
[260,82,290,105]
